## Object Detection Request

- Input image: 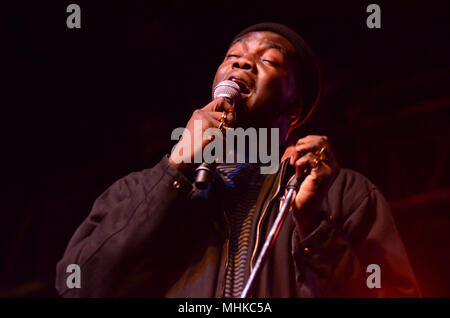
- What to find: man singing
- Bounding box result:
[56,23,420,297]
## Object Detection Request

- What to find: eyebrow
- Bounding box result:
[230,38,287,56]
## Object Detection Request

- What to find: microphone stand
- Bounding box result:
[240,176,301,298]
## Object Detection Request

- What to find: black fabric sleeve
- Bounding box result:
[55,156,195,297]
[291,173,421,297]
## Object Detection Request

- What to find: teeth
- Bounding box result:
[230,78,250,93]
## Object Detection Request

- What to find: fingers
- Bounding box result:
[199,98,236,127]
[289,135,336,181]
[214,97,235,113]
[203,112,222,129]
[190,109,220,128]
[293,152,316,179]
[192,111,233,130]
[290,135,329,165]
[209,111,235,127]
[202,97,233,112]
[203,98,236,123]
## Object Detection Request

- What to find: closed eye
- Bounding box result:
[263,59,279,67]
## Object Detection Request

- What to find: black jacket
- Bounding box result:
[56,155,421,297]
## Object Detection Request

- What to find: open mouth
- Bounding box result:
[229,77,251,95]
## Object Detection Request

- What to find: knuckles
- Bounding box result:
[296,135,329,146]
[192,109,203,117]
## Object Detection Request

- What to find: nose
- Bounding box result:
[232,55,257,74]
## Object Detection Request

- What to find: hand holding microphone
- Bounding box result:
[168,80,240,186]
[195,80,240,188]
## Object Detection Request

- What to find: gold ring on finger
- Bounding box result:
[312,157,320,169]
[317,146,329,162]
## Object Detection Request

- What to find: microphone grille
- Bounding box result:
[213,80,240,104]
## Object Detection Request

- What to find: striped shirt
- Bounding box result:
[216,162,265,298]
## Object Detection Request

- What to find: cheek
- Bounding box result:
[259,73,290,102]
[281,76,295,101]
[213,63,228,85]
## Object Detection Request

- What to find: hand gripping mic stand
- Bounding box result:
[240,175,301,298]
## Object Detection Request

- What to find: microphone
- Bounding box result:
[195,80,240,189]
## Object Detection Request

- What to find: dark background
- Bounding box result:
[2,0,450,297]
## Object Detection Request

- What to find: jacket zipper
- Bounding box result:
[220,159,289,296]
[221,208,230,297]
[250,160,289,271]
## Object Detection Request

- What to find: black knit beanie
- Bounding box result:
[232,22,321,132]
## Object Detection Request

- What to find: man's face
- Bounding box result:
[213,31,298,128]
